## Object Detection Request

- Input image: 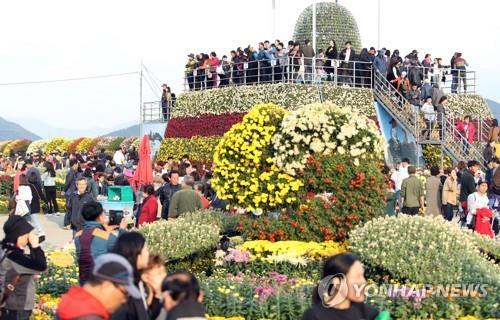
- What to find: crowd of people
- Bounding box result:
[384,157,499,238]
[184,39,470,92]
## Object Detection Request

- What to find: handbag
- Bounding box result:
[14,199,29,216]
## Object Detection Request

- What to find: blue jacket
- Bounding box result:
[74,221,118,263]
[373,50,388,75]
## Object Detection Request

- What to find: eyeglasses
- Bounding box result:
[113,283,129,297]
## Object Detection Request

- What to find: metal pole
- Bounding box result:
[377,0,381,49]
[272,0,276,41]
[139,59,143,137]
[312,0,317,55]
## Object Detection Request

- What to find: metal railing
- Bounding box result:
[373,69,487,167]
[142,101,170,123]
[397,65,476,94]
[184,58,373,91]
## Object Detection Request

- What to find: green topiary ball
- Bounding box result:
[293,1,362,52]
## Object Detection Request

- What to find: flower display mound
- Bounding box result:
[349,215,500,287]
[236,155,385,242]
[217,240,346,278]
[293,1,362,52]
[175,83,374,117]
[272,101,384,176]
[212,103,303,213]
[165,113,245,138]
[138,213,220,261]
[27,139,50,155]
[157,136,221,162]
[45,137,68,154]
[2,139,31,156]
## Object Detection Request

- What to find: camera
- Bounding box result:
[108,210,124,226]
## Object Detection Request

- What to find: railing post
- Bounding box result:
[334,61,338,87]
[353,62,356,87]
[257,60,261,85]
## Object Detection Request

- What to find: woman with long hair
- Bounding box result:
[110,232,163,320]
[302,253,381,320]
[324,39,338,81]
[41,161,59,215]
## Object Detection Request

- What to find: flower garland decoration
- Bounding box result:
[272,101,384,176]
[212,103,303,212]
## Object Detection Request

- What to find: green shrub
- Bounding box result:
[179,209,238,235]
[349,215,500,286]
[138,217,220,261]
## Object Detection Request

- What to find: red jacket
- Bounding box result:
[57,286,109,320]
[138,195,158,226]
[475,207,494,238]
[456,121,475,143]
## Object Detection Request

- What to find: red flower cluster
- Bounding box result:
[165,113,245,138]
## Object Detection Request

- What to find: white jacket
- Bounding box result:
[17,185,33,203]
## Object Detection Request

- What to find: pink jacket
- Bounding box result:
[456,121,475,143]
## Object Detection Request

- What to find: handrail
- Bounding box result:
[184,58,373,91]
[372,69,486,167]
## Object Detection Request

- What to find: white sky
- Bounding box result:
[0,0,498,131]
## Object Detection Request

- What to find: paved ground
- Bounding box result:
[0,213,73,249]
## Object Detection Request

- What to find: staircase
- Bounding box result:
[372,70,487,167]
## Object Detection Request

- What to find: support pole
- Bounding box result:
[139,59,143,137]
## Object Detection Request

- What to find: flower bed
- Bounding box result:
[157,136,222,162]
[202,272,313,319]
[38,249,78,295]
[174,83,374,117]
[44,137,68,154]
[166,113,245,138]
[2,139,31,156]
[217,240,346,278]
[447,94,491,118]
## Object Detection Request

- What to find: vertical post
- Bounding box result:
[377,0,381,49]
[139,59,143,137]
[312,1,317,55]
[272,0,276,41]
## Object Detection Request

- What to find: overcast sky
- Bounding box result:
[0,0,498,134]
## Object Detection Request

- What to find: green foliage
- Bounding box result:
[293,2,362,52]
[107,137,126,152]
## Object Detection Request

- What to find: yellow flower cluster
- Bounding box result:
[212,104,303,212]
[45,137,68,154]
[157,136,221,162]
[76,137,94,153]
[48,251,75,268]
[239,240,347,263]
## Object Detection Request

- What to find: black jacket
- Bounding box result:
[110,282,162,320]
[64,169,80,196]
[155,183,181,219]
[0,244,47,311]
[459,170,476,202]
[65,191,95,230]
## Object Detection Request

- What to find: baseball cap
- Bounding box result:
[92,253,141,299]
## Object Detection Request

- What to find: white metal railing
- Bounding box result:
[142,101,169,123]
[397,65,476,94]
[183,58,373,91]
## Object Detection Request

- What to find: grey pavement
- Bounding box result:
[0,213,73,249]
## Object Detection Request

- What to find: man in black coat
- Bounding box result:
[338,41,356,85]
[459,160,480,226]
[65,177,95,232]
[155,171,181,220]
